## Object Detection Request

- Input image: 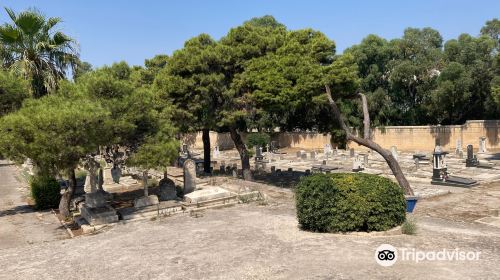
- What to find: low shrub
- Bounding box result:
[295,173,406,232]
[401,217,417,235]
[30,175,61,210]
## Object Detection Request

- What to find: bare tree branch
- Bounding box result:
[325,85,414,196]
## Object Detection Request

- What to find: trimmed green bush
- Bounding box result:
[245,133,271,149]
[296,173,406,232]
[30,175,61,210]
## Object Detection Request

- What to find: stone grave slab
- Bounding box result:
[134,195,159,208]
[79,204,118,225]
[184,187,232,203]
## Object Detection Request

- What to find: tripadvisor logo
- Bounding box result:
[375,244,397,267]
[375,244,481,266]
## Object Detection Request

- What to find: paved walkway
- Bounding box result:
[0,160,67,250]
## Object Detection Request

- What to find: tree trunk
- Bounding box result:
[143,170,148,197]
[59,169,76,218]
[229,127,253,180]
[202,128,211,174]
[325,85,414,196]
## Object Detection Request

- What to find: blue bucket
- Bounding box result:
[405,196,418,213]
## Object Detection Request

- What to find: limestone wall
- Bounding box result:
[184,120,500,152]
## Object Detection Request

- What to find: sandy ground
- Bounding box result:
[0,162,500,279]
[0,161,67,250]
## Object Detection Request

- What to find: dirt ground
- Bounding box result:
[1,163,500,279]
[0,161,67,250]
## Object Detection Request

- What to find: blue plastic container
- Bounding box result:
[405,196,418,213]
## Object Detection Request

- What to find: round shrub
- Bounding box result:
[30,175,61,210]
[295,173,406,232]
[245,133,271,149]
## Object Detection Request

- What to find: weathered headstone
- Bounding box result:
[296,151,302,158]
[466,144,479,167]
[455,139,462,155]
[479,137,487,153]
[84,156,100,193]
[352,157,364,172]
[301,152,307,160]
[349,148,355,158]
[159,175,177,201]
[362,154,369,166]
[111,165,121,183]
[213,146,220,159]
[414,158,420,170]
[183,159,196,194]
[255,146,263,160]
[310,151,316,159]
[390,146,398,160]
[219,162,225,174]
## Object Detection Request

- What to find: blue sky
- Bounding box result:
[1,1,498,68]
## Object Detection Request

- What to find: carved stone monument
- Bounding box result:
[183,159,196,194]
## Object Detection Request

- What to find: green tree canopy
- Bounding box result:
[0,8,79,97]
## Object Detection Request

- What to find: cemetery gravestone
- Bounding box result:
[390,146,398,161]
[479,137,487,153]
[183,159,197,194]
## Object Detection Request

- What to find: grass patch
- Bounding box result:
[402,217,417,235]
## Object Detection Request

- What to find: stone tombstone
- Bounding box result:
[255,146,263,158]
[322,160,327,165]
[323,144,332,158]
[333,147,338,156]
[455,139,462,155]
[182,144,189,154]
[159,176,177,201]
[183,159,196,194]
[296,151,302,158]
[459,150,464,159]
[467,144,474,160]
[110,165,121,184]
[219,162,226,174]
[84,156,100,193]
[310,151,316,159]
[301,153,307,160]
[349,148,355,158]
[213,146,220,159]
[363,154,369,166]
[352,158,364,172]
[390,146,398,160]
[414,158,420,170]
[479,137,487,153]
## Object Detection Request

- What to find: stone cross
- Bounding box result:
[84,156,100,193]
[183,159,196,194]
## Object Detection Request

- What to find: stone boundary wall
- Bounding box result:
[185,120,500,152]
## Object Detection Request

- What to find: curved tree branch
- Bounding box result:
[325,85,414,196]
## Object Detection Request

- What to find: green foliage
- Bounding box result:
[0,7,79,97]
[295,173,406,233]
[0,94,110,174]
[126,110,179,171]
[75,169,88,181]
[245,132,270,148]
[401,217,417,235]
[30,175,61,209]
[0,70,29,117]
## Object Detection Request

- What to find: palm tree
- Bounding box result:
[0,7,79,97]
